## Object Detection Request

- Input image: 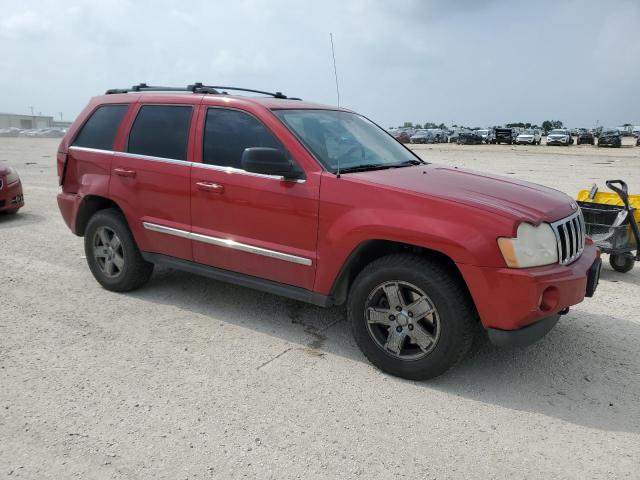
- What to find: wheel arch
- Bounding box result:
[329,239,474,309]
[75,195,125,236]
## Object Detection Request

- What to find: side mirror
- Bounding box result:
[241,147,303,180]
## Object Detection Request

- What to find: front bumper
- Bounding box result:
[486,256,602,347]
[0,179,24,212]
[457,242,600,335]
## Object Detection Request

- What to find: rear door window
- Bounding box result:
[202,108,282,168]
[73,104,128,150]
[128,105,192,160]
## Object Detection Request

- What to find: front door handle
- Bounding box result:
[114,167,136,178]
[196,181,225,193]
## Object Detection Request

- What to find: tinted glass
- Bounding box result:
[203,108,282,168]
[73,104,128,150]
[128,105,192,160]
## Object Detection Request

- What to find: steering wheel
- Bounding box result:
[335,145,365,164]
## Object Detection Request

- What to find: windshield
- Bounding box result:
[549,129,566,135]
[602,129,618,135]
[477,130,489,135]
[520,129,534,135]
[274,110,422,173]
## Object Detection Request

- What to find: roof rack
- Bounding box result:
[105,82,301,100]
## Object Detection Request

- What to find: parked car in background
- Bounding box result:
[515,129,541,145]
[392,129,412,144]
[0,127,21,137]
[475,129,495,144]
[495,128,515,145]
[457,131,483,145]
[0,162,24,214]
[597,129,622,148]
[576,129,595,145]
[546,129,573,146]
[448,130,463,143]
[424,129,446,143]
[409,130,432,144]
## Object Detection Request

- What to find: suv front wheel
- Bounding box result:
[348,253,476,380]
[85,209,154,292]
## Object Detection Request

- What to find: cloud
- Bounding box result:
[0,0,637,127]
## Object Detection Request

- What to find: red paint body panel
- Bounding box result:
[458,241,598,330]
[189,100,321,289]
[0,178,24,212]
[56,91,598,334]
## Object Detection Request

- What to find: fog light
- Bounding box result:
[539,286,559,312]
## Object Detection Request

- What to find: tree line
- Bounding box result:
[395,120,566,133]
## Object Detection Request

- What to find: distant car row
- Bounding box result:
[389,126,638,148]
[0,127,67,138]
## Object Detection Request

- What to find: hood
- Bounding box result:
[517,134,533,138]
[350,164,574,223]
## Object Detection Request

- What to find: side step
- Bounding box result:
[141,252,332,307]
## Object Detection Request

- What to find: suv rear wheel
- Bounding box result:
[85,209,154,292]
[348,253,476,380]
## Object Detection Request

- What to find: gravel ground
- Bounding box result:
[1,137,639,479]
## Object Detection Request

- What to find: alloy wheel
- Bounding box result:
[93,226,125,278]
[365,281,441,360]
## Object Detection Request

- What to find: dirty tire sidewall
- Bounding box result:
[348,254,475,380]
[84,209,154,292]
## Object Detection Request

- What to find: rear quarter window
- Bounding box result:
[127,105,192,160]
[73,104,128,150]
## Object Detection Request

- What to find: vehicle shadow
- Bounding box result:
[128,266,640,435]
[0,211,45,228]
[599,267,639,285]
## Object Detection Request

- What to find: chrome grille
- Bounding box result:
[551,210,585,265]
[0,179,3,190]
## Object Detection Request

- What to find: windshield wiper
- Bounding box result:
[337,163,396,174]
[391,159,423,167]
[337,159,424,174]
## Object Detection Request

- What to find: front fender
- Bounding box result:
[314,206,512,295]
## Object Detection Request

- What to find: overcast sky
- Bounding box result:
[1,0,638,128]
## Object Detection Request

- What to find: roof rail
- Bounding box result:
[105,82,300,100]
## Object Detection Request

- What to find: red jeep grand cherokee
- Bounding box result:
[0,163,24,214]
[56,83,601,379]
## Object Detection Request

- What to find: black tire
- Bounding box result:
[2,208,19,215]
[84,208,154,292]
[609,254,635,273]
[347,253,476,380]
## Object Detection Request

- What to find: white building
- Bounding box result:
[0,113,54,129]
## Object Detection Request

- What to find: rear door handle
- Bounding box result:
[196,181,224,193]
[114,168,136,178]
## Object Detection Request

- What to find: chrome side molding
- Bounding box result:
[142,222,312,266]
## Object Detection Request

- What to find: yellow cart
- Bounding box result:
[577,180,640,273]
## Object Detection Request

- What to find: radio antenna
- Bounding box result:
[330,33,340,107]
[330,32,342,178]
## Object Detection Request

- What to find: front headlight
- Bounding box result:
[6,167,20,185]
[497,222,558,268]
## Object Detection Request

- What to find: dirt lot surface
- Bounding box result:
[1,137,639,479]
